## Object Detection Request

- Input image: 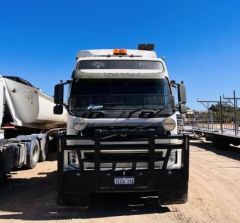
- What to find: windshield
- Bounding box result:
[69,79,175,115]
[78,60,164,71]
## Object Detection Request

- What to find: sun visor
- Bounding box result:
[73,70,165,79]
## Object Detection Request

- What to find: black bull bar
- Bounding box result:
[57,129,189,194]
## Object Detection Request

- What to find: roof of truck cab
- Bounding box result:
[76,49,157,60]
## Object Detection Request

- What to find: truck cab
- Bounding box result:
[54,44,189,208]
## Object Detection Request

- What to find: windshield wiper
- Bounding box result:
[128,109,157,118]
[154,107,173,117]
[86,105,104,118]
[128,109,142,118]
[87,105,103,110]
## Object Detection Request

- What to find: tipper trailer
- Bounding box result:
[0,75,67,182]
[54,44,189,208]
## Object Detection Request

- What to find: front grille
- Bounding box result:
[60,129,187,172]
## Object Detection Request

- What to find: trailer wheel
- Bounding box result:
[213,139,229,150]
[26,139,40,169]
[58,193,90,209]
[39,136,49,162]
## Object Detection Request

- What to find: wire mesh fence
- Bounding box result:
[185,109,240,136]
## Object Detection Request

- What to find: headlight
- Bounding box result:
[73,117,87,131]
[67,150,79,168]
[162,118,176,131]
[167,149,183,170]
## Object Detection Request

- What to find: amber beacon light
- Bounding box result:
[113,48,127,55]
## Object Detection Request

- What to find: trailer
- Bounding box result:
[53,44,189,208]
[193,95,240,148]
[194,119,240,149]
[0,75,67,182]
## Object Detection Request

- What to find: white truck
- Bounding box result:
[0,75,66,182]
[54,44,189,208]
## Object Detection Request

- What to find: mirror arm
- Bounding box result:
[59,80,71,86]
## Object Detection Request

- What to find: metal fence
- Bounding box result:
[191,110,240,136]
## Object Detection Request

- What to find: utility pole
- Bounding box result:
[220,96,223,134]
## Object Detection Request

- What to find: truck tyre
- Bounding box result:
[213,139,229,150]
[39,136,49,162]
[0,171,6,183]
[26,139,40,169]
[158,189,188,205]
[58,193,90,209]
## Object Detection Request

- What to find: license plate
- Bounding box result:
[114,177,135,185]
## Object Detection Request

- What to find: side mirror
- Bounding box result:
[178,83,187,104]
[53,105,63,115]
[54,84,64,105]
[179,104,188,114]
[71,70,75,78]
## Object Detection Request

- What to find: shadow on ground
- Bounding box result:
[190,139,240,162]
[0,164,170,221]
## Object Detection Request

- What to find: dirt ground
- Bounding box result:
[0,140,240,223]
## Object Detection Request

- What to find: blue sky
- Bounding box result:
[0,0,240,110]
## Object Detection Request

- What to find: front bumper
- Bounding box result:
[57,129,189,203]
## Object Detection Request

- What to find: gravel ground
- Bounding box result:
[0,140,239,223]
